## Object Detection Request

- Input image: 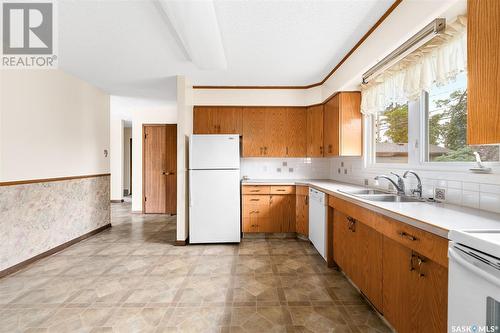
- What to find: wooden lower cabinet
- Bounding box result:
[295,186,309,236]
[357,220,383,311]
[242,186,295,233]
[383,236,448,333]
[333,210,383,311]
[331,199,448,332]
[242,195,270,233]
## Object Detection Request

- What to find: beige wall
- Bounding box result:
[0,69,111,273]
[0,70,110,182]
[109,96,177,210]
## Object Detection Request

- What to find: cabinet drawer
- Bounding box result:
[242,195,270,218]
[328,196,378,230]
[242,185,271,195]
[270,185,295,194]
[379,215,448,268]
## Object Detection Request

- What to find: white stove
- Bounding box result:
[448,230,500,333]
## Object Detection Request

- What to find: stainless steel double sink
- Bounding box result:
[339,189,424,202]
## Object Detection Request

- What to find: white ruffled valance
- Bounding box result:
[361,16,467,115]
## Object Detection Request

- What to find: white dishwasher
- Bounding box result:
[309,188,327,260]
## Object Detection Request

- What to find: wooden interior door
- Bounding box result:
[307,105,324,157]
[143,124,177,214]
[164,125,177,214]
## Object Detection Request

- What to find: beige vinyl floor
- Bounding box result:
[0,202,391,333]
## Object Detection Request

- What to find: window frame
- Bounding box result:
[365,92,500,171]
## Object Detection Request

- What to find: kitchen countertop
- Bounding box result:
[242,179,500,239]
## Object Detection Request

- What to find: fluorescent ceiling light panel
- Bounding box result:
[158,0,227,70]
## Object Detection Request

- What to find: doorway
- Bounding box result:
[142,124,177,214]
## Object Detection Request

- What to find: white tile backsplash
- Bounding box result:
[462,190,480,209]
[329,156,500,215]
[241,158,330,180]
[480,192,500,214]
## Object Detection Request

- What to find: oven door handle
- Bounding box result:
[449,247,500,288]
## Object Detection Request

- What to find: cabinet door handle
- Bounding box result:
[399,231,417,241]
[286,147,289,155]
[409,253,417,272]
[250,199,260,201]
[250,210,259,214]
[346,216,356,232]
[319,146,323,154]
[276,189,286,192]
[328,144,332,153]
[305,196,309,205]
[250,190,260,192]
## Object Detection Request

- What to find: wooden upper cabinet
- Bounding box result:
[242,107,307,157]
[467,0,500,144]
[193,106,217,134]
[284,107,307,157]
[242,108,267,157]
[323,92,362,157]
[307,105,324,157]
[265,107,287,157]
[193,106,242,135]
[217,107,242,134]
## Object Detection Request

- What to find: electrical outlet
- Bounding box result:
[344,169,348,175]
[288,168,294,173]
[276,168,282,173]
[338,168,341,174]
[435,188,446,201]
[282,161,287,167]
[364,179,369,186]
[341,161,344,167]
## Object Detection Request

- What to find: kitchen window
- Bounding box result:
[375,101,409,164]
[424,72,500,163]
[362,15,499,168]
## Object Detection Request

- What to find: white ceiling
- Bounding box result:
[58,0,394,102]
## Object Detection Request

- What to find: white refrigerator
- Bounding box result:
[189,134,241,243]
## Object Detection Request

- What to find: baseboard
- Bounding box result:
[110,199,124,203]
[175,238,188,246]
[0,223,111,279]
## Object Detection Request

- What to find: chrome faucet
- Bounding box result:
[374,173,406,196]
[403,170,423,198]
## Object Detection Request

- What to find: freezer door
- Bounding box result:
[189,135,240,170]
[189,169,241,243]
